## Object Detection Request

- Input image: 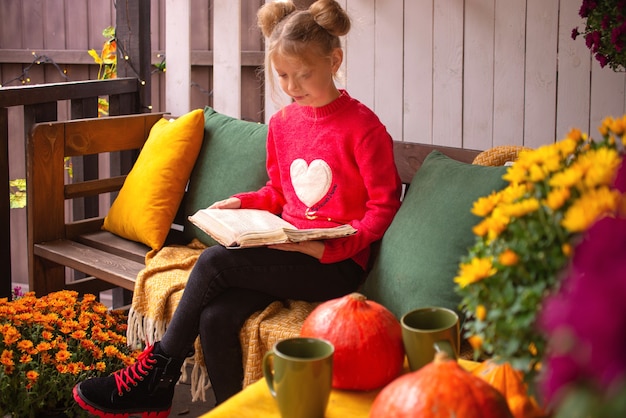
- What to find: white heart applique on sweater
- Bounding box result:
[290,158,332,208]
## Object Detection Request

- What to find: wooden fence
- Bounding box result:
[2,0,626,293]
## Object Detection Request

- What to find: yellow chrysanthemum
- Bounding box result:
[609,116,625,136]
[468,335,483,350]
[499,183,528,204]
[502,162,529,184]
[577,147,621,189]
[473,210,510,240]
[475,305,487,321]
[545,187,571,211]
[501,198,540,218]
[471,192,501,217]
[562,243,572,257]
[454,257,497,288]
[498,249,519,266]
[562,187,621,232]
[550,164,584,189]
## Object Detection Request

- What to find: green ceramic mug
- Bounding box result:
[401,307,460,371]
[263,337,334,418]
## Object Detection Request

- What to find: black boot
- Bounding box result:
[73,342,184,418]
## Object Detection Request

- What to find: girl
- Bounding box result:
[73,1,401,416]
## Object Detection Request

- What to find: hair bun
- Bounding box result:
[309,0,351,37]
[257,1,297,38]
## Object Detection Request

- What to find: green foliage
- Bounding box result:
[8,179,26,209]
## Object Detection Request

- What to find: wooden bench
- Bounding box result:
[27,113,163,301]
[27,111,483,302]
[27,109,530,400]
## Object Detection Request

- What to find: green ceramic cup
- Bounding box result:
[263,337,334,418]
[401,307,460,371]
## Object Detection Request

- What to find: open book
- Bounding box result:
[188,208,357,248]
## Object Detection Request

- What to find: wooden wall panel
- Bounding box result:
[403,0,433,145]
[0,0,22,49]
[524,0,559,149]
[492,0,526,146]
[22,1,44,50]
[343,0,375,109]
[432,0,464,148]
[463,0,495,150]
[557,0,592,136]
[373,0,403,142]
[590,62,626,131]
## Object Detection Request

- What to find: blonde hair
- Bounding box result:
[257,0,350,102]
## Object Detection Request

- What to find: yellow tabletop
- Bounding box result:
[200,359,479,418]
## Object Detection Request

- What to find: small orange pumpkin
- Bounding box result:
[472,360,546,418]
[370,352,513,418]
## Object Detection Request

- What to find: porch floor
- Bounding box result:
[170,371,215,417]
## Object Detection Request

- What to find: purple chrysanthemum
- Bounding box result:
[540,215,626,403]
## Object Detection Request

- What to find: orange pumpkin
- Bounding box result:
[300,292,404,391]
[472,360,546,418]
[370,352,513,418]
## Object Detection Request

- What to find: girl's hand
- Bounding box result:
[269,240,325,259]
[208,197,241,209]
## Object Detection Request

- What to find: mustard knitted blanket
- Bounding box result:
[127,239,318,401]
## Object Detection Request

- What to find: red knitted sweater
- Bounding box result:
[235,90,401,269]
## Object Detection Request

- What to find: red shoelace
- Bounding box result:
[113,344,158,395]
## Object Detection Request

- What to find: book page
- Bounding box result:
[188,209,294,247]
[283,224,357,242]
[189,208,357,248]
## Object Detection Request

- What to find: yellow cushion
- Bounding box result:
[103,109,205,250]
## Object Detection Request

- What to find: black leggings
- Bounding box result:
[159,244,364,403]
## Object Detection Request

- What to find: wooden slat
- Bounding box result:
[65,218,105,240]
[61,112,162,156]
[27,120,66,293]
[0,107,9,298]
[64,176,126,199]
[34,240,141,291]
[0,78,139,108]
[76,231,149,264]
[213,0,241,118]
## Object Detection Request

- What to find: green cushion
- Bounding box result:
[361,150,508,319]
[182,106,269,245]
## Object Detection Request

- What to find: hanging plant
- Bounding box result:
[572,0,626,70]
